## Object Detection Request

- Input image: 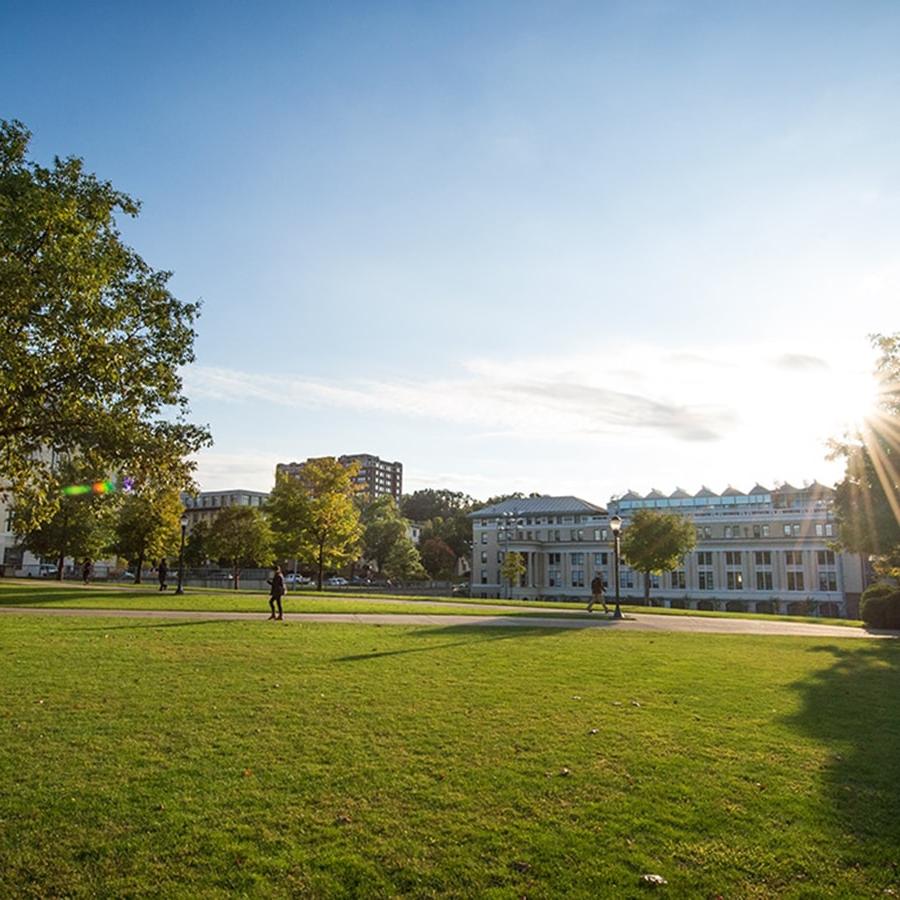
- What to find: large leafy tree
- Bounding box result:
[831,333,900,576]
[15,461,117,579]
[266,458,362,590]
[420,537,456,580]
[112,487,183,583]
[184,519,211,567]
[383,537,426,582]
[361,495,409,573]
[401,489,474,522]
[0,119,211,530]
[620,509,696,603]
[207,506,273,589]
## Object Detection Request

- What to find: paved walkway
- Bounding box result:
[1,605,896,639]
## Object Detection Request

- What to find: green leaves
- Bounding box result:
[0,119,211,527]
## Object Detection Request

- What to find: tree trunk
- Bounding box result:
[56,552,64,581]
[233,561,240,590]
[135,550,145,584]
[317,541,325,590]
[644,570,651,604]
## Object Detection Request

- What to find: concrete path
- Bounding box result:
[1,605,896,639]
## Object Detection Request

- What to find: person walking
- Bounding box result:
[157,559,168,591]
[588,573,608,614]
[82,559,92,585]
[267,565,286,620]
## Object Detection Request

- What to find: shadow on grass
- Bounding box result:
[73,619,242,632]
[334,624,563,663]
[785,641,900,856]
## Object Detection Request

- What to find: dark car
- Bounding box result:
[451,583,471,597]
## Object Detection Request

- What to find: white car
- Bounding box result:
[284,573,313,586]
[325,576,348,586]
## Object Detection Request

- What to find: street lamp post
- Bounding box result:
[610,515,623,619]
[175,513,188,595]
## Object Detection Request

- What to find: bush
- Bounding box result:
[860,583,900,629]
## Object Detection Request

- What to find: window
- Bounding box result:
[725,526,736,538]
[480,551,487,564]
[792,524,801,536]
[547,553,561,565]
[481,532,487,544]
[753,525,761,538]
[650,574,661,589]
[754,551,772,566]
[497,551,503,564]
[704,526,712,539]
[825,523,834,537]
[756,572,773,590]
[818,572,838,591]
[570,552,584,565]
[480,569,488,584]
[571,568,585,588]
[670,570,686,589]
[815,524,823,537]
[817,550,835,566]
[698,571,714,590]
[785,551,803,566]
[762,525,770,537]
[727,571,743,590]
[725,551,742,566]
[784,524,792,537]
[787,571,804,591]
[593,552,608,566]
[620,569,635,589]
[697,551,713,566]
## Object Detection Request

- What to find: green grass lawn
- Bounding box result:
[1,613,898,897]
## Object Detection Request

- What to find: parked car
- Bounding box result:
[451,582,471,597]
[284,573,314,586]
[325,576,349,586]
[39,564,58,577]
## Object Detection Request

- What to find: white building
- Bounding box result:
[469,484,867,618]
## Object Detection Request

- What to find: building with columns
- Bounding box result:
[469,484,867,617]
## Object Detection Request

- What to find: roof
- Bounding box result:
[645,488,667,499]
[721,485,746,497]
[669,487,692,499]
[470,496,606,518]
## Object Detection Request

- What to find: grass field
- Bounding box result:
[0,580,864,628]
[2,611,898,897]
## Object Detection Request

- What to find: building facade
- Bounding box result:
[182,489,270,531]
[469,484,867,617]
[276,454,402,503]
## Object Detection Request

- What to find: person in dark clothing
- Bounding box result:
[267,565,286,620]
[82,559,92,585]
[588,574,608,614]
[158,559,168,591]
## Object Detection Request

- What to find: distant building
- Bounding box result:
[275,453,402,503]
[182,489,269,531]
[469,484,867,617]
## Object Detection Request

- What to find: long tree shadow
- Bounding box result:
[784,641,900,862]
[334,623,565,662]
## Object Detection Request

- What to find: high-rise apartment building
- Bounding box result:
[275,454,402,503]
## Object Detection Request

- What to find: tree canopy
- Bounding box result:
[831,333,900,576]
[0,119,211,529]
[266,458,362,589]
[112,487,183,583]
[620,509,696,602]
[361,496,409,573]
[207,506,273,589]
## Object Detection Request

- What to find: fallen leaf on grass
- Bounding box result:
[640,873,667,886]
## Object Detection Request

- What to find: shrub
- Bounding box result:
[860,583,900,629]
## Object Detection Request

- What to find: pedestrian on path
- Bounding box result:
[158,559,168,591]
[267,565,286,620]
[588,574,608,614]
[82,559,92,585]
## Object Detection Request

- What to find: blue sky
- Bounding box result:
[5,1,898,503]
